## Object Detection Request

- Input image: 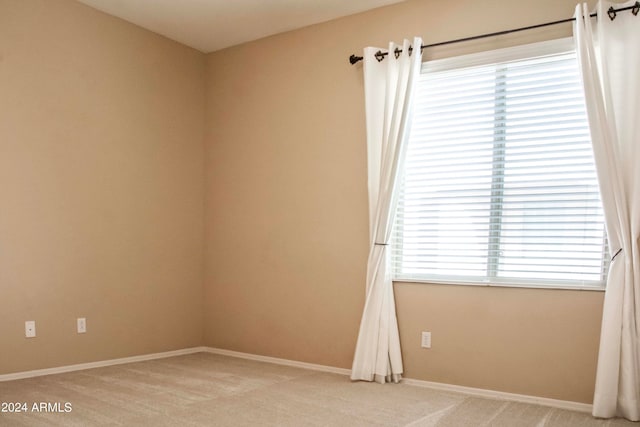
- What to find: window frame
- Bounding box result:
[392,37,608,291]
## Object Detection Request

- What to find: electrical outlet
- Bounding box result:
[25,321,36,338]
[77,317,86,334]
[421,331,431,348]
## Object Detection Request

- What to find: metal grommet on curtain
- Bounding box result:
[608,6,617,20]
[374,50,385,62]
[394,47,401,59]
[633,1,640,16]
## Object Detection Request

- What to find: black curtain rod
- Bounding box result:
[348,2,640,65]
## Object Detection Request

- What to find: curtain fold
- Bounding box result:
[574,1,640,421]
[351,38,423,383]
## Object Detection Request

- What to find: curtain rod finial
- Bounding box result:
[349,54,363,65]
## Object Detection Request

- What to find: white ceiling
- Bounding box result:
[76,0,407,53]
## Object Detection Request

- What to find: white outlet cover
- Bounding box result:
[421,331,431,348]
[25,321,36,338]
[77,318,87,333]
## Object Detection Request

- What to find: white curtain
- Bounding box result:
[351,38,423,383]
[574,1,640,421]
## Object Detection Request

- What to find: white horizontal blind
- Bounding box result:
[393,39,608,288]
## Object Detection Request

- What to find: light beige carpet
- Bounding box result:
[0,352,635,426]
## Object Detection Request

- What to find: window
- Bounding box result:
[392,38,608,289]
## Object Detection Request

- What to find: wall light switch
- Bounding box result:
[421,331,431,349]
[77,317,86,334]
[25,321,36,338]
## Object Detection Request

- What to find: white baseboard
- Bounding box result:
[202,347,591,413]
[402,378,592,414]
[0,345,593,414]
[202,347,351,376]
[0,346,207,382]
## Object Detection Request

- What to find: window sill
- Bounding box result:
[392,278,606,292]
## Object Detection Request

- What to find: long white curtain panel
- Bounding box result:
[574,1,640,421]
[351,38,422,383]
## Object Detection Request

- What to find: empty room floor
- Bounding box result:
[0,353,635,426]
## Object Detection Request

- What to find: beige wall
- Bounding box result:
[1,0,606,405]
[204,0,604,403]
[0,0,206,374]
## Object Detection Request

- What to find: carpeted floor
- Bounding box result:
[0,352,636,426]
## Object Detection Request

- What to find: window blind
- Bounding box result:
[392,39,608,289]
